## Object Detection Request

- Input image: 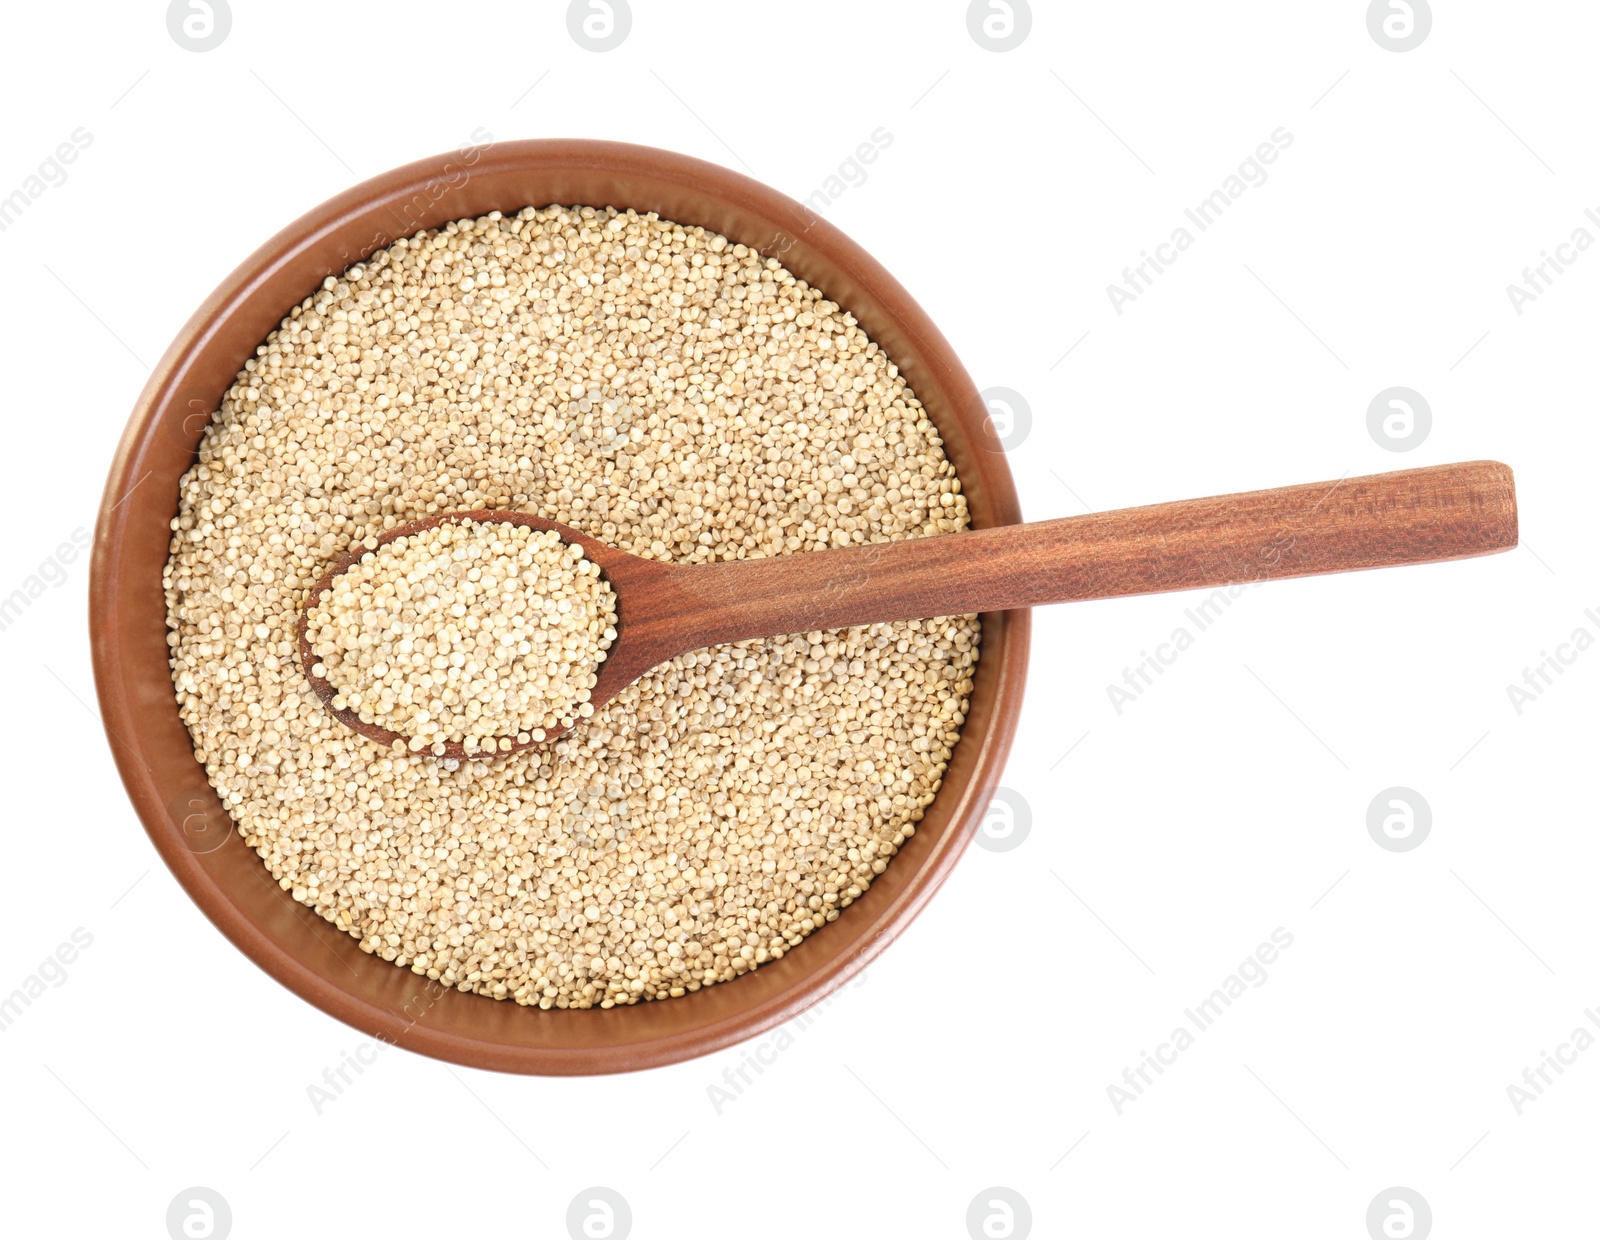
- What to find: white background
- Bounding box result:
[1,1,1594,1236]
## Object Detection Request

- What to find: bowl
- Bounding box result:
[90,140,1028,1074]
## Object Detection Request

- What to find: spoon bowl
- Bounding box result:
[296,510,668,756]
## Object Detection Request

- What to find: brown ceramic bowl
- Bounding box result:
[90,140,1028,1074]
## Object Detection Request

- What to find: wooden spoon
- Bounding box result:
[297,460,1517,758]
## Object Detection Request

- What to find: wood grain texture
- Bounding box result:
[301,461,1516,757]
[648,459,1518,641]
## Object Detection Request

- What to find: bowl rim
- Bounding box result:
[90,138,1029,1074]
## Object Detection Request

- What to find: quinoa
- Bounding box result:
[163,204,979,1009]
[305,519,618,754]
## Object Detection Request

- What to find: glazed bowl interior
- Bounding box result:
[90,140,1027,1074]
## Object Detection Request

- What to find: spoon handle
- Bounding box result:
[648,461,1517,648]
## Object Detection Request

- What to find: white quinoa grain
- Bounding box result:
[163,205,979,1009]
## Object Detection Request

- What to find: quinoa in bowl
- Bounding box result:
[164,204,979,1010]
